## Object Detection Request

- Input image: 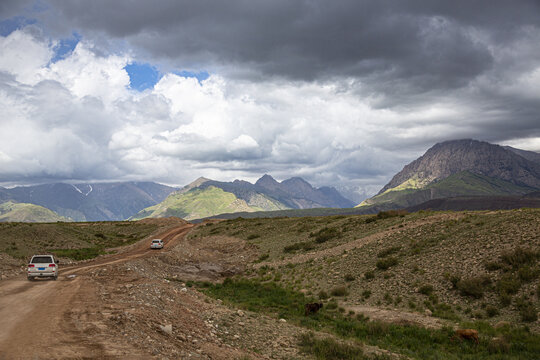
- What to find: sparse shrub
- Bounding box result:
[448,274,461,289]
[362,290,371,299]
[383,292,393,304]
[94,232,106,239]
[247,234,260,240]
[377,246,401,258]
[500,293,512,307]
[310,227,340,243]
[365,216,377,224]
[326,301,338,310]
[376,257,398,270]
[488,336,510,354]
[501,247,538,268]
[408,300,416,309]
[497,273,521,296]
[344,274,355,282]
[298,332,365,359]
[257,253,269,262]
[330,286,349,297]
[418,284,434,295]
[516,297,538,322]
[364,270,375,280]
[518,265,538,282]
[376,210,408,219]
[485,305,499,318]
[283,241,315,253]
[484,261,503,271]
[457,276,491,298]
[318,290,329,300]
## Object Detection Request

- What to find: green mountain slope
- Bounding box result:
[0,202,70,222]
[359,171,537,208]
[131,186,262,221]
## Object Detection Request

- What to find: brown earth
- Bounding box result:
[0,221,317,359]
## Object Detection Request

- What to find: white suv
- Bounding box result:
[150,239,164,249]
[27,255,59,281]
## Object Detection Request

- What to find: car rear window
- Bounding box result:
[31,256,53,264]
[152,240,161,243]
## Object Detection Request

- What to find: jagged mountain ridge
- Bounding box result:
[133,175,356,221]
[199,174,356,209]
[361,139,540,209]
[378,139,540,195]
[0,182,177,221]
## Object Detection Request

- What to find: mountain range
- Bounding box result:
[131,175,355,221]
[0,182,177,221]
[359,139,540,209]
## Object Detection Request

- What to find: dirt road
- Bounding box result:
[0,223,194,359]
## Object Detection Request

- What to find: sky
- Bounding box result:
[0,0,539,202]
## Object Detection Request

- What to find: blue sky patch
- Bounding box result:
[174,70,210,83]
[0,16,37,36]
[124,62,162,91]
[51,32,81,63]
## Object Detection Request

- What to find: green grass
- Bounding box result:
[0,221,158,260]
[196,278,540,359]
[0,201,68,222]
[132,186,262,221]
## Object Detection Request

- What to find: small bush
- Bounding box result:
[497,273,521,296]
[484,261,503,271]
[318,290,329,300]
[364,271,375,280]
[376,257,398,270]
[377,246,401,258]
[283,241,315,253]
[518,265,538,282]
[501,247,538,268]
[298,332,366,360]
[457,276,491,298]
[344,274,355,282]
[310,227,340,243]
[247,234,260,240]
[485,305,499,318]
[418,284,434,295]
[326,301,338,310]
[330,286,349,297]
[257,253,270,262]
[516,297,538,322]
[362,290,371,299]
[365,216,377,224]
[376,210,408,219]
[488,336,510,354]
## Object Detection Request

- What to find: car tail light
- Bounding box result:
[28,264,35,267]
[49,264,56,267]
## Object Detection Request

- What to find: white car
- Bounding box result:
[27,254,59,281]
[150,239,164,249]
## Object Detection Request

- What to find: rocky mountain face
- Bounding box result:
[206,174,356,209]
[0,182,177,221]
[362,139,540,209]
[134,175,356,221]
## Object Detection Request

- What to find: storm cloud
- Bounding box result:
[1,1,539,201]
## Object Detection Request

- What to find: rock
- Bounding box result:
[237,310,245,317]
[180,288,188,292]
[279,318,287,323]
[424,309,432,316]
[159,324,173,336]
[494,321,510,329]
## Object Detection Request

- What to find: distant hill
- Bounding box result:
[131,186,261,221]
[0,201,69,222]
[133,175,356,221]
[0,182,177,221]
[359,139,540,209]
[405,193,540,212]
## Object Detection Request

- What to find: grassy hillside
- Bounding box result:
[359,171,537,208]
[132,186,262,221]
[190,209,540,331]
[0,201,69,223]
[0,221,159,261]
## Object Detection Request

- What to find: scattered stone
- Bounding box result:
[159,324,173,336]
[237,310,245,317]
[180,288,188,292]
[279,319,287,323]
[424,309,432,316]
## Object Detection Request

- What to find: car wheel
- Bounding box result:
[53,275,58,281]
[27,276,33,281]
